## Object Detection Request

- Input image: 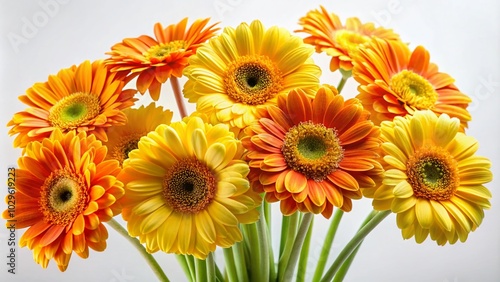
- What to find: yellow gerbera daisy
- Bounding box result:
[119,116,261,258]
[1,129,124,271]
[242,86,383,218]
[296,5,401,72]
[367,110,492,245]
[103,103,173,166]
[105,18,219,101]
[7,60,137,148]
[183,20,321,130]
[352,39,471,129]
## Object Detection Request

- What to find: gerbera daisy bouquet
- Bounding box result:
[2,1,498,281]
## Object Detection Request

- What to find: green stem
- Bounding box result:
[336,76,348,93]
[223,247,238,282]
[206,253,216,282]
[176,255,193,282]
[332,244,361,282]
[106,218,169,282]
[232,241,249,282]
[320,210,391,282]
[296,216,314,282]
[278,214,290,259]
[243,222,264,281]
[170,76,188,118]
[333,210,379,282]
[282,213,314,282]
[215,262,225,282]
[185,255,196,281]
[195,257,207,282]
[278,213,300,281]
[257,205,271,282]
[264,199,276,281]
[264,200,271,232]
[312,209,344,281]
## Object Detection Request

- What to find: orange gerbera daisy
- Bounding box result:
[352,39,472,129]
[7,60,137,148]
[1,129,124,271]
[242,86,383,218]
[105,18,219,101]
[297,5,400,72]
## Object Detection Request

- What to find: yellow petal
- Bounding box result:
[393,180,413,198]
[208,201,238,226]
[429,200,452,232]
[205,143,226,170]
[140,206,169,234]
[415,198,433,229]
[194,210,216,244]
[433,114,459,147]
[192,128,208,160]
[178,214,194,254]
[391,196,416,213]
[396,209,416,229]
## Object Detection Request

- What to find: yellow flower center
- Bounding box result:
[39,168,88,226]
[334,30,370,55]
[389,70,438,110]
[144,40,187,61]
[111,133,143,166]
[406,146,459,201]
[224,55,283,105]
[163,157,216,214]
[282,121,344,181]
[48,92,101,130]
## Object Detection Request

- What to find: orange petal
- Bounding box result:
[22,221,51,240]
[284,170,307,193]
[136,69,155,94]
[39,225,65,247]
[307,180,326,206]
[286,89,312,124]
[327,170,360,191]
[280,197,298,215]
[72,214,85,235]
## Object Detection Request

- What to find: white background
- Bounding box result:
[0,0,499,281]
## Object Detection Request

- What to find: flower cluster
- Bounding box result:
[4,5,492,281]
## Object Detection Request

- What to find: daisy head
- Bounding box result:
[119,116,261,258]
[8,60,137,148]
[242,86,383,218]
[183,20,321,130]
[369,110,492,244]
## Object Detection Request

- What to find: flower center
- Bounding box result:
[144,40,187,62]
[48,92,101,130]
[111,133,143,166]
[163,157,216,214]
[282,121,344,181]
[406,146,459,201]
[224,55,283,105]
[334,30,370,55]
[389,70,438,110]
[39,168,88,226]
